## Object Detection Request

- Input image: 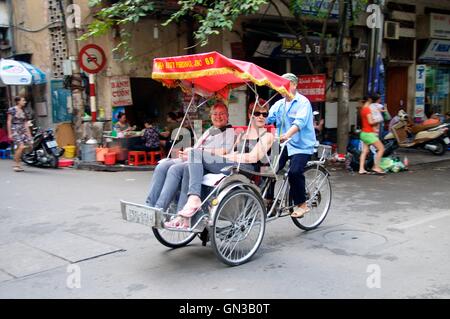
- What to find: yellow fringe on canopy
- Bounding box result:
[152,67,292,98]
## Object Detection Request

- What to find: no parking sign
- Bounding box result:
[79,44,106,74]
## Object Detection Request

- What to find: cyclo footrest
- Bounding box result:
[161,211,209,233]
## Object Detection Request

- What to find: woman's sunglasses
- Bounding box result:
[252,111,269,118]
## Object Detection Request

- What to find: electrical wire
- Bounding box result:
[0,20,64,33]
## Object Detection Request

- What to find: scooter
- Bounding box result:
[384,112,449,156]
[21,122,65,168]
[346,131,397,172]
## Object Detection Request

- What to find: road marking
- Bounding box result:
[388,212,450,231]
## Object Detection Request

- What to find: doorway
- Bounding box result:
[386,66,408,117]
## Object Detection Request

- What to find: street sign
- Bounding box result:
[79,44,106,74]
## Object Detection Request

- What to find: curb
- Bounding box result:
[74,161,156,172]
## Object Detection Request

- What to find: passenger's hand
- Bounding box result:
[178,150,188,161]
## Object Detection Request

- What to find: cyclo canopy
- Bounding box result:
[151,51,292,100]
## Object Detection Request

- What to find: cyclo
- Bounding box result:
[121,52,332,266]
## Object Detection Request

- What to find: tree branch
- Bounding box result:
[268,0,315,73]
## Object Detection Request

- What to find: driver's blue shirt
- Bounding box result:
[267,92,316,156]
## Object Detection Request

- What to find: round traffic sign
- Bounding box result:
[79,44,106,74]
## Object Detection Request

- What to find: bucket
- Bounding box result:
[104,152,116,165]
[58,158,74,167]
[96,147,109,162]
[63,145,76,159]
[81,143,97,162]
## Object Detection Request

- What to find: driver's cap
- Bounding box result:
[282,73,298,85]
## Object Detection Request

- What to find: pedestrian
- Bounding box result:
[313,110,325,142]
[7,96,32,172]
[359,97,386,175]
[267,73,317,218]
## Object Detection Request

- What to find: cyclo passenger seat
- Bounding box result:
[201,125,277,187]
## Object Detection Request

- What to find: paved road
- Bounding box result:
[0,159,449,298]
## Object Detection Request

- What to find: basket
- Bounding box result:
[104,152,117,165]
[58,159,74,167]
[317,144,332,160]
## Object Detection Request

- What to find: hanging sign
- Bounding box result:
[415,65,426,118]
[297,74,326,102]
[430,13,450,40]
[79,44,106,74]
[111,76,133,107]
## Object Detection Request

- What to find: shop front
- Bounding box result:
[418,39,450,118]
[417,13,450,118]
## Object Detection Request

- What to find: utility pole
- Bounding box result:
[60,0,85,145]
[336,0,350,154]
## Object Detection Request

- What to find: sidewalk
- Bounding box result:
[394,148,450,167]
[73,147,450,172]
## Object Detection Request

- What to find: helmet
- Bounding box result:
[398,109,408,121]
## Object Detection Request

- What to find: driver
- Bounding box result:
[267,73,317,218]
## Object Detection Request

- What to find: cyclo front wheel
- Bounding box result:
[152,199,198,248]
[152,227,197,249]
[291,165,332,231]
[211,189,266,266]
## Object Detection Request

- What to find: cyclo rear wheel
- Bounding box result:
[211,189,266,266]
[291,165,332,231]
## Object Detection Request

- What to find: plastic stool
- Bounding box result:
[0,149,11,159]
[128,151,147,166]
[147,151,164,165]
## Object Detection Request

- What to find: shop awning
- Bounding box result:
[419,39,450,64]
[0,59,47,85]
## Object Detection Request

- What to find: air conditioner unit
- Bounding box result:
[384,21,400,40]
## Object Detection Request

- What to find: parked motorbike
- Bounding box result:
[347,131,397,172]
[21,122,64,168]
[384,111,449,156]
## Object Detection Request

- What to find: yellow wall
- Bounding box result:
[12,0,52,74]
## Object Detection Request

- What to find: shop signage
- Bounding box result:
[280,37,321,56]
[111,76,133,107]
[415,65,426,118]
[419,39,450,63]
[430,13,450,40]
[297,74,326,102]
[79,44,106,74]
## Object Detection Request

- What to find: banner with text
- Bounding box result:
[297,74,326,102]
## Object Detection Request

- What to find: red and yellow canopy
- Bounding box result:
[151,51,292,99]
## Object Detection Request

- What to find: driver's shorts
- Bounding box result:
[360,132,379,145]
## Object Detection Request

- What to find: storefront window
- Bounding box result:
[425,65,450,116]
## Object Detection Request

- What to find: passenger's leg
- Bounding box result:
[182,149,204,213]
[155,162,187,210]
[177,165,190,211]
[145,158,181,206]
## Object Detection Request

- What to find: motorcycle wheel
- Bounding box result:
[430,140,447,156]
[48,155,59,168]
[21,152,36,166]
